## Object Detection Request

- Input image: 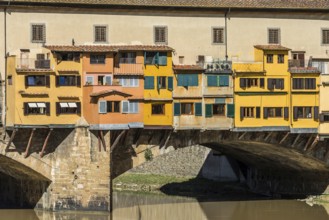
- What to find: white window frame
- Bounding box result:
[119,77,139,87]
[154,26,168,45]
[31,23,46,43]
[94,25,108,43]
[99,101,107,114]
[212,27,225,44]
[122,101,129,113]
[104,75,112,85]
[129,102,139,114]
[86,76,94,85]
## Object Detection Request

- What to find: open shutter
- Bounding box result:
[56,102,60,115]
[46,102,50,116]
[267,79,273,90]
[56,76,59,87]
[99,101,107,113]
[227,104,234,118]
[263,107,268,119]
[293,107,298,120]
[284,107,289,119]
[280,79,284,89]
[174,103,181,116]
[240,78,246,88]
[24,102,29,115]
[122,101,129,113]
[76,76,81,87]
[205,104,212,118]
[45,75,50,87]
[240,107,244,120]
[256,107,261,118]
[76,102,81,114]
[320,114,325,122]
[157,76,160,90]
[25,76,28,87]
[195,103,202,116]
[168,76,173,91]
[260,78,264,88]
[314,106,319,120]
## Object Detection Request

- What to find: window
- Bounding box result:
[119,77,139,87]
[90,54,106,64]
[292,78,304,89]
[278,54,284,63]
[107,101,120,113]
[312,60,329,74]
[268,28,280,44]
[24,102,50,115]
[267,54,273,63]
[119,52,136,64]
[85,76,94,85]
[25,75,49,87]
[181,103,193,115]
[144,52,167,65]
[179,56,184,64]
[31,24,46,43]
[207,75,229,87]
[240,107,255,119]
[8,76,12,85]
[305,78,316,89]
[157,76,166,89]
[267,78,284,90]
[213,104,225,116]
[154,26,168,44]
[177,74,199,87]
[322,29,329,44]
[97,75,112,85]
[56,102,81,114]
[94,25,107,43]
[56,75,81,86]
[152,104,165,115]
[239,78,258,88]
[292,78,316,90]
[122,101,139,114]
[58,52,80,61]
[320,113,329,122]
[264,107,282,118]
[294,107,313,119]
[212,27,224,44]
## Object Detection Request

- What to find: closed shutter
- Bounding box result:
[195,102,202,116]
[167,76,173,91]
[207,75,217,87]
[284,107,289,119]
[76,102,81,114]
[220,75,229,87]
[99,101,107,113]
[45,75,50,87]
[205,104,212,118]
[76,76,81,87]
[256,107,261,118]
[157,76,160,90]
[320,114,325,122]
[227,104,234,118]
[56,102,60,115]
[240,78,246,88]
[293,107,298,120]
[267,79,274,90]
[174,103,181,116]
[144,76,154,89]
[190,74,198,86]
[105,76,112,85]
[177,74,184,86]
[122,101,129,113]
[240,107,244,120]
[263,107,268,119]
[280,79,284,89]
[158,52,167,65]
[314,106,319,120]
[46,102,50,116]
[260,78,265,88]
[24,102,29,115]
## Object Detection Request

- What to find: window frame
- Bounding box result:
[266,54,274,63]
[278,54,285,64]
[321,28,329,45]
[85,76,94,85]
[119,76,139,87]
[212,104,225,116]
[154,26,168,45]
[151,103,165,115]
[268,28,280,44]
[94,25,108,43]
[24,102,50,115]
[90,54,106,64]
[31,23,46,43]
[56,102,80,115]
[181,103,194,115]
[212,27,225,44]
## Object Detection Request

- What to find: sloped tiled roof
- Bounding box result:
[173,65,204,71]
[44,45,173,52]
[90,90,132,97]
[254,45,291,51]
[4,0,329,10]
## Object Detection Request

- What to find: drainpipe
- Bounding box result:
[3,0,10,128]
[224,8,230,62]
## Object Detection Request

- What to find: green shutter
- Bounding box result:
[177,74,184,86]
[227,104,234,118]
[205,104,213,118]
[174,103,181,116]
[155,52,159,64]
[207,75,217,87]
[190,74,198,86]
[144,76,154,89]
[158,52,167,66]
[157,76,160,90]
[195,102,202,116]
[220,75,229,86]
[168,76,173,91]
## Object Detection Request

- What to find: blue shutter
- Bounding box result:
[174,103,181,116]
[220,75,229,86]
[205,104,212,118]
[195,103,202,116]
[158,52,167,66]
[177,74,184,86]
[154,52,159,64]
[144,76,154,89]
[190,74,198,86]
[99,101,107,113]
[227,104,234,118]
[207,75,217,87]
[168,76,173,91]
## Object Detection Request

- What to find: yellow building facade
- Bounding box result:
[143,49,174,128]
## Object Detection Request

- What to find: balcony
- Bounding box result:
[288,59,321,74]
[16,58,51,71]
[114,59,144,75]
[232,61,264,73]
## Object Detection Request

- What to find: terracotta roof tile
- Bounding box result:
[90,90,132,97]
[289,67,321,74]
[44,45,173,52]
[254,45,291,51]
[173,65,204,71]
[7,0,329,10]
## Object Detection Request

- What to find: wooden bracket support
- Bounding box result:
[24,128,36,158]
[100,130,107,151]
[5,129,17,152]
[291,134,301,148]
[303,134,315,151]
[110,130,127,153]
[40,129,53,158]
[238,132,247,140]
[279,132,290,144]
[264,131,273,142]
[162,130,173,148]
[305,136,319,153]
[98,131,102,152]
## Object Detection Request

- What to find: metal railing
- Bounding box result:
[16,58,51,69]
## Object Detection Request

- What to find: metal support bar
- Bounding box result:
[24,128,36,158]
[279,132,290,144]
[5,129,17,152]
[238,132,247,140]
[100,130,106,151]
[303,135,314,151]
[291,134,301,148]
[264,131,273,142]
[40,129,53,158]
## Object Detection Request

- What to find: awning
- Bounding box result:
[28,103,37,108]
[60,103,69,107]
[37,103,46,108]
[68,102,77,108]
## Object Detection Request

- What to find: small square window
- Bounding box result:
[268,28,280,44]
[181,103,193,115]
[154,26,168,44]
[152,104,165,115]
[213,104,225,116]
[94,25,107,43]
[322,29,329,44]
[267,54,273,63]
[31,24,46,43]
[212,27,224,44]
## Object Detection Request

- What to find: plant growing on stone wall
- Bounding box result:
[144,148,153,161]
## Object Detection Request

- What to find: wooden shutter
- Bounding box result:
[320,114,325,122]
[284,107,289,119]
[195,103,202,116]
[267,79,274,90]
[256,107,261,118]
[240,78,246,88]
[293,107,298,120]
[55,76,59,87]
[227,104,234,118]
[45,75,50,87]
[99,101,107,113]
[314,106,319,120]
[56,102,60,115]
[144,76,154,89]
[190,74,198,86]
[174,103,181,116]
[122,101,129,113]
[76,102,81,114]
[157,76,160,90]
[46,102,50,116]
[263,107,268,119]
[207,75,217,87]
[76,76,81,87]
[260,78,264,88]
[167,76,173,91]
[240,107,244,120]
[205,104,212,118]
[24,102,29,115]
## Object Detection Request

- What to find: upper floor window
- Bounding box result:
[94,25,107,43]
[208,75,229,87]
[181,103,194,115]
[264,107,282,118]
[97,75,112,85]
[156,76,173,90]
[58,52,80,62]
[90,54,106,64]
[177,74,199,87]
[240,78,261,88]
[322,29,329,44]
[294,106,313,119]
[85,76,94,85]
[154,26,168,44]
[212,104,225,116]
[119,52,136,64]
[31,24,46,43]
[56,75,81,87]
[267,78,284,90]
[25,75,50,87]
[119,77,139,87]
[278,54,285,63]
[266,54,273,63]
[240,107,255,119]
[212,27,224,44]
[292,78,316,90]
[56,102,81,115]
[268,28,280,44]
[144,52,167,65]
[24,102,50,115]
[99,101,120,113]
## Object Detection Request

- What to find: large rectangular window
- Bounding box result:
[119,52,136,64]
[24,102,50,115]
[292,78,316,90]
[177,74,199,87]
[106,101,120,113]
[57,52,80,61]
[213,104,225,116]
[322,29,329,44]
[267,78,284,90]
[268,28,280,44]
[151,104,165,115]
[119,77,139,87]
[97,75,112,85]
[56,75,81,86]
[278,54,285,63]
[154,26,168,44]
[305,78,316,89]
[239,78,258,88]
[144,52,167,65]
[294,107,313,119]
[90,54,106,64]
[264,107,282,118]
[94,25,107,43]
[212,27,224,44]
[207,75,229,87]
[56,102,81,114]
[240,107,255,119]
[31,24,46,43]
[25,75,49,87]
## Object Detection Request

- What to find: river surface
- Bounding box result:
[0,192,328,220]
